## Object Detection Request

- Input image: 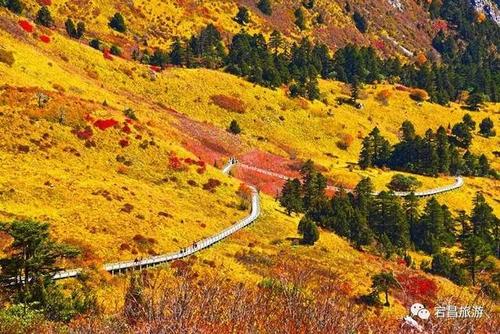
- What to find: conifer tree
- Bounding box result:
[436,126,451,173]
[169,37,185,66]
[414,197,447,254]
[479,117,495,137]
[109,12,127,33]
[234,6,250,25]
[228,119,241,134]
[279,178,303,215]
[294,8,306,30]
[257,0,272,15]
[36,6,54,28]
[65,18,77,38]
[371,272,399,306]
[6,0,22,14]
[299,216,319,245]
[76,21,85,39]
[0,220,80,302]
[458,235,490,286]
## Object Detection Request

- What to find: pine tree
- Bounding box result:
[466,93,483,111]
[269,30,283,53]
[370,192,409,250]
[352,11,368,33]
[301,162,326,209]
[458,235,491,286]
[6,0,23,14]
[471,193,494,246]
[257,0,272,15]
[371,272,399,306]
[299,216,319,245]
[234,6,250,25]
[479,117,495,137]
[462,114,476,131]
[478,154,490,176]
[294,8,306,30]
[76,21,85,39]
[228,119,241,134]
[65,18,77,38]
[0,220,80,302]
[405,192,420,247]
[415,197,447,254]
[436,126,451,173]
[359,136,374,169]
[452,122,472,148]
[279,179,303,215]
[329,189,355,237]
[36,6,54,28]
[109,12,127,33]
[169,37,185,66]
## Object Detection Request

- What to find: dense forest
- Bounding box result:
[279,161,499,291]
[359,118,497,178]
[3,0,497,103]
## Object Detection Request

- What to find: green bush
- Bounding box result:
[35,6,54,28]
[109,12,127,32]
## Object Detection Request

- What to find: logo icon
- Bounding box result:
[403,303,430,332]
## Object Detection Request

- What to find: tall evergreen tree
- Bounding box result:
[35,6,54,28]
[169,37,185,66]
[479,117,495,137]
[234,6,250,25]
[371,272,399,306]
[299,216,319,245]
[436,126,451,173]
[414,197,447,254]
[458,235,491,286]
[257,0,272,15]
[279,178,303,215]
[0,220,80,303]
[109,12,127,33]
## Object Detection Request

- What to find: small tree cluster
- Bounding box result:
[65,18,85,39]
[109,12,126,33]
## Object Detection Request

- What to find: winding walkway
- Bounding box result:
[51,159,463,280]
[236,162,464,198]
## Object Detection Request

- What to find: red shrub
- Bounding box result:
[84,114,94,122]
[433,20,448,31]
[169,155,183,170]
[196,167,206,174]
[75,127,93,140]
[396,273,438,307]
[150,65,161,72]
[210,94,246,114]
[203,178,221,191]
[19,20,34,33]
[122,125,131,134]
[39,0,52,5]
[40,35,51,43]
[94,119,118,130]
[372,39,385,50]
[395,85,409,92]
[119,139,130,148]
[103,50,113,61]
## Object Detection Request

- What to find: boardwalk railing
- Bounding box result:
[51,159,259,280]
[237,163,464,198]
[50,157,463,281]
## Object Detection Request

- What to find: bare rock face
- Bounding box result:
[470,0,500,24]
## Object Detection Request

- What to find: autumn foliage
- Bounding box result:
[410,88,430,102]
[210,94,246,114]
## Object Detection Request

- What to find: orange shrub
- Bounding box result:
[415,52,428,66]
[336,133,354,150]
[375,89,392,105]
[409,88,429,102]
[210,94,246,114]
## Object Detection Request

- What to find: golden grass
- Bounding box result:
[0,16,498,318]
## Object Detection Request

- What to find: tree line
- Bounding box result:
[359,118,497,178]
[279,161,499,290]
